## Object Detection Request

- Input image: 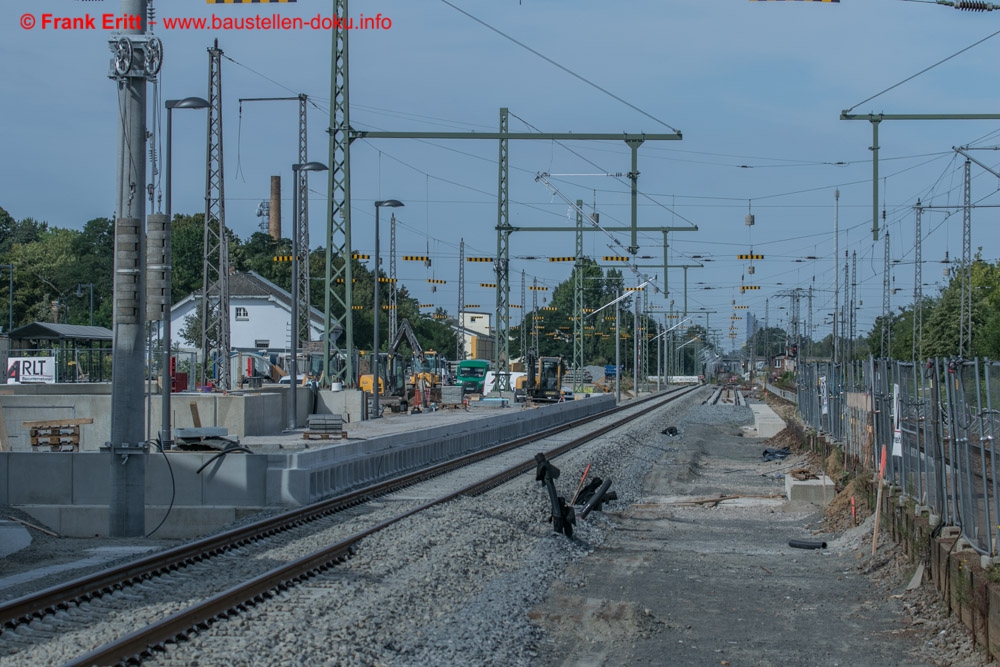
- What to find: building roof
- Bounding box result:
[173,270,325,322]
[9,322,113,341]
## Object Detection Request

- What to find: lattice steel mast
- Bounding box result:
[323,0,353,386]
[882,231,891,357]
[961,158,972,357]
[573,200,584,393]
[914,202,923,360]
[494,108,511,391]
[520,269,526,362]
[458,238,465,360]
[201,40,231,390]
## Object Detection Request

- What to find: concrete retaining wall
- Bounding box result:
[268,394,616,505]
[0,385,300,450]
[2,394,616,537]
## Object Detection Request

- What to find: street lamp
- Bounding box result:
[76,283,94,326]
[163,96,210,448]
[372,199,404,419]
[586,281,649,404]
[287,162,329,431]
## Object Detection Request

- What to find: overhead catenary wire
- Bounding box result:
[438,0,680,134]
[844,27,1000,113]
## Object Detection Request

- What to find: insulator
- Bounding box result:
[147,0,156,22]
[955,0,993,10]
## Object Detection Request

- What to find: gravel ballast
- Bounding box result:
[2,390,992,666]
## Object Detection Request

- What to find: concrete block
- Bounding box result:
[748,404,786,438]
[17,504,248,538]
[8,452,73,504]
[784,473,836,505]
[0,453,8,505]
[21,505,108,538]
[0,521,31,557]
[146,452,205,506]
[143,506,243,540]
[72,452,110,504]
[200,453,268,506]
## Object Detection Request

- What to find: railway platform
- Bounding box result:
[0,393,616,539]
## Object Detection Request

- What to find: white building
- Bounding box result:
[170,271,325,358]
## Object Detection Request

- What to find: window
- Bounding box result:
[235,306,249,321]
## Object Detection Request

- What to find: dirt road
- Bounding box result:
[532,414,994,667]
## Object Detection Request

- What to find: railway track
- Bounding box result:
[1,385,704,665]
[704,384,743,406]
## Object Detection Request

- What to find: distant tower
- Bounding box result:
[269,175,281,239]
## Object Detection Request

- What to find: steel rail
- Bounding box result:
[66,384,703,666]
[0,388,686,630]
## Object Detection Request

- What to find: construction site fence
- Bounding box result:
[795,357,1000,558]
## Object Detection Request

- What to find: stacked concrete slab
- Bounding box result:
[747,403,785,438]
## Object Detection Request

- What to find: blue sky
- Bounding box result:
[3,0,1000,351]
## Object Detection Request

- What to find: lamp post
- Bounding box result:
[585,281,648,405]
[372,200,404,419]
[76,283,94,326]
[287,162,329,431]
[0,264,12,333]
[164,97,210,447]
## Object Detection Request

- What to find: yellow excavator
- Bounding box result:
[390,319,448,409]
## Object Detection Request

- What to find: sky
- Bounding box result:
[4,0,1000,352]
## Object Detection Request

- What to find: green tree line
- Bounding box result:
[0,205,717,371]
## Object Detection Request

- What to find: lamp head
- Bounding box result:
[293,161,329,173]
[166,97,210,110]
[374,200,404,208]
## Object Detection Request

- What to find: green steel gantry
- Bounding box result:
[325,1,684,388]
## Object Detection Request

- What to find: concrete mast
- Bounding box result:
[108,0,161,537]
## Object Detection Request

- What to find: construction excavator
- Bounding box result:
[515,348,565,403]
[361,319,448,413]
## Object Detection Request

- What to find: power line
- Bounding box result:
[438,0,680,133]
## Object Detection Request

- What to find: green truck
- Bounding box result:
[456,359,491,395]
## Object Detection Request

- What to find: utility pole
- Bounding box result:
[833,189,839,364]
[913,202,923,361]
[850,251,857,361]
[108,0,161,537]
[495,108,511,391]
[532,276,539,353]
[201,40,231,390]
[842,253,850,363]
[807,285,813,359]
[761,298,769,369]
[881,231,891,358]
[389,213,397,344]
[239,95,311,346]
[520,269,526,365]
[573,201,584,394]
[458,238,465,360]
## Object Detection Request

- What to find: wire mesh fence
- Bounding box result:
[795,357,1000,557]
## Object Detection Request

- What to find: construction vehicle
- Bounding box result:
[455,359,491,395]
[515,349,565,403]
[387,319,450,410]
